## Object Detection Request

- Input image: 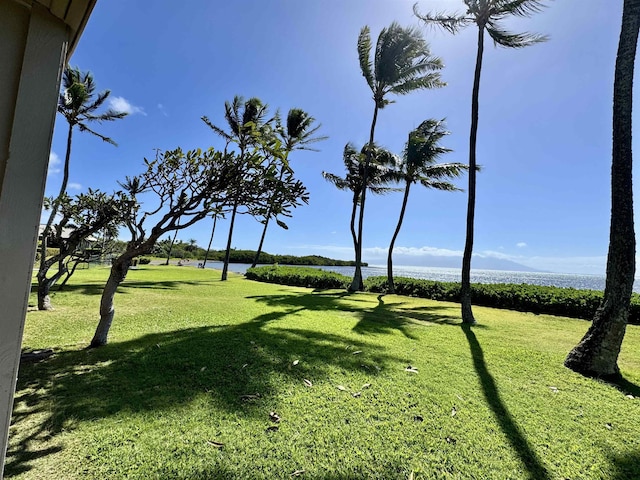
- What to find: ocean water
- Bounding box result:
[198,261,636,292]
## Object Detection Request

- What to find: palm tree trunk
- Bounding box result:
[165,229,179,265]
[565,0,640,378]
[202,214,218,268]
[38,124,74,299]
[350,105,379,292]
[350,192,360,260]
[91,255,133,347]
[251,215,270,268]
[221,200,239,281]
[461,25,485,325]
[387,181,411,293]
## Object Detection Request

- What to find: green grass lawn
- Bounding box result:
[6,266,640,479]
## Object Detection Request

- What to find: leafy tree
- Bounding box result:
[38,67,127,309]
[202,96,271,280]
[323,143,398,270]
[90,148,236,347]
[386,120,466,292]
[565,0,640,378]
[352,22,444,291]
[414,0,548,324]
[250,108,327,268]
[36,190,131,310]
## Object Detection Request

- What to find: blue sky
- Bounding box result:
[46,0,629,275]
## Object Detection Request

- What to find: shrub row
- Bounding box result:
[246,266,640,324]
[245,266,350,290]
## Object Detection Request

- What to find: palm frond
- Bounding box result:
[418,179,462,191]
[493,0,548,18]
[86,109,128,122]
[486,22,548,48]
[389,73,446,95]
[202,116,233,142]
[77,123,117,145]
[322,171,351,191]
[80,89,111,115]
[358,26,375,91]
[413,4,471,34]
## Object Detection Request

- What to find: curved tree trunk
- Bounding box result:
[350,105,379,292]
[565,0,640,378]
[91,255,132,348]
[350,192,360,262]
[251,215,270,268]
[387,181,411,293]
[165,229,179,265]
[461,25,485,325]
[221,200,239,281]
[37,124,74,310]
[202,214,218,268]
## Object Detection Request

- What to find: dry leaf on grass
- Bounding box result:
[336,385,347,391]
[303,379,313,387]
[269,412,281,423]
[240,393,261,401]
[605,423,613,430]
[291,469,306,477]
[352,392,361,398]
[206,440,224,448]
[405,366,419,374]
[451,406,457,417]
[292,360,299,366]
[549,386,559,393]
[362,383,371,389]
[445,436,457,444]
[352,351,362,355]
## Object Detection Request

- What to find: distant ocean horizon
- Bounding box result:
[194,261,640,293]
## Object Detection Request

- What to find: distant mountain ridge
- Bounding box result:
[375,253,543,273]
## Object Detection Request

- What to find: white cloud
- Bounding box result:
[517,242,527,248]
[157,103,169,117]
[68,182,83,190]
[109,96,146,116]
[48,152,61,176]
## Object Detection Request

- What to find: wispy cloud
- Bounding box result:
[517,242,527,248]
[48,152,61,176]
[157,103,169,117]
[109,96,146,116]
[68,182,83,190]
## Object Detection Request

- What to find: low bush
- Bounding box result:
[247,266,640,324]
[245,265,350,290]
[138,257,152,265]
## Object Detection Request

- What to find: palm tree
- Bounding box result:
[564,0,640,378]
[202,205,225,269]
[323,143,398,271]
[250,108,327,268]
[386,120,467,292]
[352,22,444,292]
[414,0,548,324]
[37,66,127,310]
[202,96,270,280]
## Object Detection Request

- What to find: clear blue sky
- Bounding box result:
[46,0,631,275]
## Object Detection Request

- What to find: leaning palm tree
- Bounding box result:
[386,120,467,292]
[38,66,127,310]
[352,22,445,292]
[250,108,327,268]
[565,0,640,378]
[202,96,271,280]
[414,0,548,324]
[323,143,398,271]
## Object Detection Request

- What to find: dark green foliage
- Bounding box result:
[206,249,364,266]
[246,266,350,289]
[138,257,151,265]
[247,266,640,324]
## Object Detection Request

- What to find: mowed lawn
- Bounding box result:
[6,266,640,479]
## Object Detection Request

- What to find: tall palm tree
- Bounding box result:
[352,22,444,292]
[323,143,398,270]
[250,108,327,268]
[202,96,270,280]
[386,120,466,292]
[414,0,548,324]
[565,0,640,378]
[37,66,127,310]
[202,205,225,269]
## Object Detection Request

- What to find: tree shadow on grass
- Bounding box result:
[607,450,640,480]
[29,279,217,297]
[461,324,550,480]
[5,312,399,477]
[247,291,462,340]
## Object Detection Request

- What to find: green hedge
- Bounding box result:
[246,266,640,324]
